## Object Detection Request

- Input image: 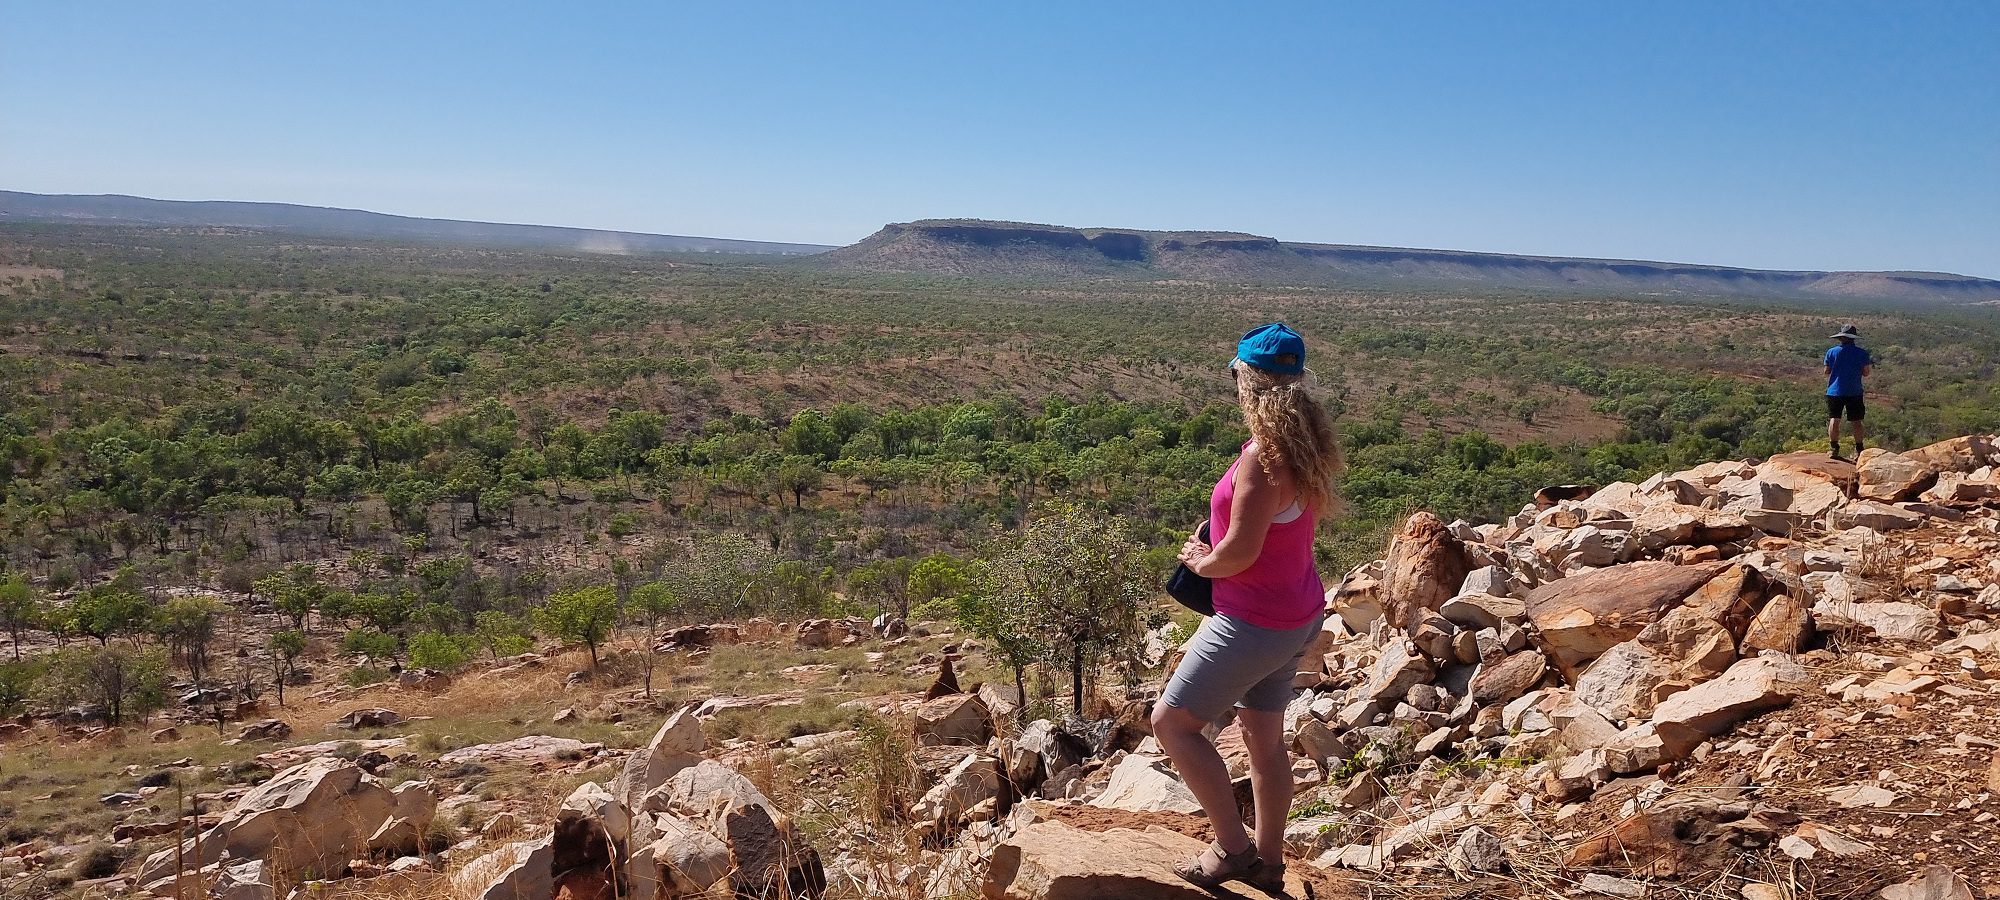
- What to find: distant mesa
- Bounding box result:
[6,192,1995,304]
[814,218,2000,304]
[0,190,832,256]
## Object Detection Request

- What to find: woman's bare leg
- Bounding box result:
[1233,705,1292,867]
[1152,701,1250,859]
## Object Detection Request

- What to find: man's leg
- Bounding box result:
[1233,705,1293,867]
[1852,417,1866,453]
[1153,702,1250,858]
[1828,416,1843,457]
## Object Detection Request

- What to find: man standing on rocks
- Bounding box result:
[1823,323,1872,461]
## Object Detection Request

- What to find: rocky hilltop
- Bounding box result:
[12,437,2000,899]
[817,219,2000,304]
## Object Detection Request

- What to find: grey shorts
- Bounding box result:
[1160,613,1322,722]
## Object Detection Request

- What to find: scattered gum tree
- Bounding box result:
[267,629,304,706]
[534,585,619,670]
[255,564,329,632]
[152,595,220,689]
[407,630,471,672]
[951,559,1040,716]
[44,646,169,726]
[984,501,1148,716]
[471,610,534,661]
[0,574,38,660]
[69,568,149,647]
[628,580,679,698]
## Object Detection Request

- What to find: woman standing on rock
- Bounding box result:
[1158,322,1342,891]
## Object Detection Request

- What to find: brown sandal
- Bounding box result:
[1173,840,1261,888]
[1247,858,1287,894]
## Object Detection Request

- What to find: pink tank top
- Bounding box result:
[1209,446,1325,629]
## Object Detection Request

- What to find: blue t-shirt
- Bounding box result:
[1824,343,1871,397]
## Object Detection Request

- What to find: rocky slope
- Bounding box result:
[816,219,2000,303]
[16,437,2000,899]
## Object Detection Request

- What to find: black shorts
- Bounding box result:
[1826,395,1865,421]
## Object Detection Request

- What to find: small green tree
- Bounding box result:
[152,595,220,688]
[267,629,305,706]
[407,630,471,672]
[0,576,41,660]
[0,658,42,717]
[70,568,149,646]
[952,560,1040,714]
[339,628,399,664]
[44,646,169,726]
[256,564,330,631]
[992,502,1148,716]
[628,581,680,698]
[0,574,40,660]
[471,610,534,660]
[534,585,619,670]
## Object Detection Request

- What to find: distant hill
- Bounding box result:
[817,219,2000,304]
[0,191,833,256]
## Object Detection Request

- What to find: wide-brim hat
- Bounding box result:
[1830,323,1860,339]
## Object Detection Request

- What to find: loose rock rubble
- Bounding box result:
[53,433,2000,899]
[955,435,2000,899]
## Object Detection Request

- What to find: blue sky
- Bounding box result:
[4,2,1996,276]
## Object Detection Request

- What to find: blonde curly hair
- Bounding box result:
[1233,359,1344,515]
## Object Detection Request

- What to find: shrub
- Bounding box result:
[406,630,471,672]
[72,843,121,880]
[339,628,399,663]
[344,666,390,688]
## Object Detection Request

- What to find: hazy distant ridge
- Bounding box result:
[818,219,2000,304]
[0,191,833,256]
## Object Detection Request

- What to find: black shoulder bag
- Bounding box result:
[1164,521,1214,616]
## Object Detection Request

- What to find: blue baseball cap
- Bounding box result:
[1232,323,1306,375]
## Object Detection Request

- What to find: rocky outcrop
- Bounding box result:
[138,758,397,888]
[613,708,705,809]
[1524,562,1727,677]
[1381,513,1473,628]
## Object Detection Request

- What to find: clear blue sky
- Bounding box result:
[5,2,1996,276]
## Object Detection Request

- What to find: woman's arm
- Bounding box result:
[1187,443,1293,579]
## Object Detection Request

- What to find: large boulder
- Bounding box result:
[1468,651,1546,704]
[139,758,396,885]
[1629,505,1747,554]
[1362,638,1435,702]
[1762,451,1857,490]
[915,693,992,747]
[1650,656,1812,737]
[367,780,438,857]
[1741,594,1812,654]
[334,708,403,730]
[614,708,705,809]
[910,753,1003,841]
[1855,449,1938,502]
[983,821,1302,900]
[1902,435,1998,475]
[1090,754,1202,814]
[636,814,731,898]
[1829,501,1924,532]
[453,835,555,900]
[651,761,823,899]
[1524,561,1727,678]
[1381,512,1473,629]
[1006,720,1084,789]
[1572,642,1676,722]
[1328,562,1386,633]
